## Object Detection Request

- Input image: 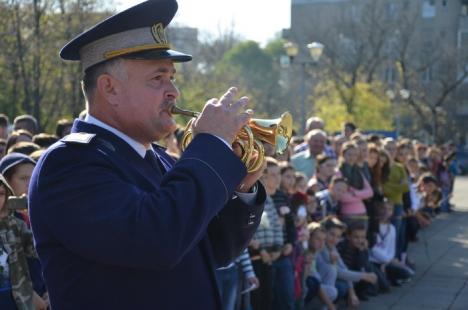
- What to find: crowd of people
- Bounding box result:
[0,111,460,310]
[192,117,457,310]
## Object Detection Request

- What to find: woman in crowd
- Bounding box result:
[382,141,409,263]
[337,142,373,228]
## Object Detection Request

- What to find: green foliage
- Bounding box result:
[314,80,394,132]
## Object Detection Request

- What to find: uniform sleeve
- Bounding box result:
[207,182,265,267]
[30,134,247,271]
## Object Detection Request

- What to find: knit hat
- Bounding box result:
[0,152,36,176]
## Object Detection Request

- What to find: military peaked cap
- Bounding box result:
[60,0,192,72]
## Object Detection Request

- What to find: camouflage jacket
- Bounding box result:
[0,214,36,310]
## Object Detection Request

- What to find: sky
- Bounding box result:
[118,0,291,46]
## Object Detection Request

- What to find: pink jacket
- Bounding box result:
[336,172,373,215]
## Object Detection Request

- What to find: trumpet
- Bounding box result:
[171,105,293,173]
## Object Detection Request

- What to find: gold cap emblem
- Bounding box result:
[151,23,168,45]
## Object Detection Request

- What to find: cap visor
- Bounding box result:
[123,49,192,62]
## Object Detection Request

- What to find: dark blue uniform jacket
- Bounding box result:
[28,120,265,309]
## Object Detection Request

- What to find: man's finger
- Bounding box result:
[230,96,249,114]
[219,87,238,106]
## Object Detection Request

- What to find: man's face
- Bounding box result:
[344,126,354,138]
[112,59,180,143]
[307,134,326,156]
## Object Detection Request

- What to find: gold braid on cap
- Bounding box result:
[103,23,171,60]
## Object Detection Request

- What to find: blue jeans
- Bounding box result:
[215,265,239,310]
[335,279,350,301]
[391,203,406,259]
[440,189,451,212]
[272,256,295,310]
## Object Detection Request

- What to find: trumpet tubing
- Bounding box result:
[171,105,293,173]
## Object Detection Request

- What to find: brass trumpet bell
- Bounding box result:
[171,106,293,173]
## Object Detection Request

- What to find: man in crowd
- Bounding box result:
[291,129,327,178]
[13,114,38,135]
[28,1,265,309]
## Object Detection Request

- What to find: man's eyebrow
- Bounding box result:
[149,67,177,75]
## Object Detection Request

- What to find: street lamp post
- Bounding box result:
[284,41,324,134]
[386,89,410,138]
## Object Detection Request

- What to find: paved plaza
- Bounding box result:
[361,176,468,310]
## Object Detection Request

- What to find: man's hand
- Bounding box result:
[236,161,265,193]
[233,145,265,193]
[192,87,251,145]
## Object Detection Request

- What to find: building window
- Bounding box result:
[422,0,436,18]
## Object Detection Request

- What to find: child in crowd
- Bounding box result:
[304,222,336,310]
[294,172,308,194]
[418,173,442,218]
[250,157,284,310]
[316,217,377,308]
[0,174,47,309]
[337,222,379,301]
[369,201,414,286]
[0,153,47,305]
[314,177,348,221]
[308,155,337,193]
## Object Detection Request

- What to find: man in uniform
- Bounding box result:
[28,1,265,309]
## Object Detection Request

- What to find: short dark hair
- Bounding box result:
[330,176,347,186]
[7,141,41,156]
[13,114,38,134]
[419,173,438,185]
[321,216,347,231]
[0,114,9,127]
[5,129,33,154]
[55,119,73,138]
[82,58,123,103]
[33,133,59,148]
[280,164,294,175]
[346,221,367,234]
[343,122,357,131]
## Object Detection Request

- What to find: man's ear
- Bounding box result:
[96,74,121,107]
